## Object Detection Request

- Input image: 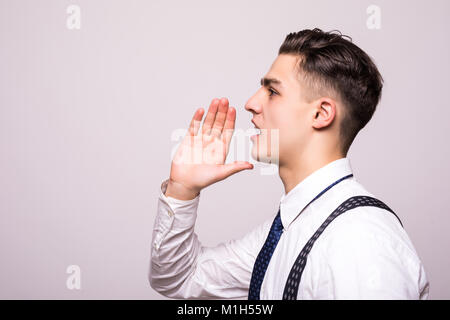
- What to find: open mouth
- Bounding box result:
[251,119,262,138]
[250,127,261,141]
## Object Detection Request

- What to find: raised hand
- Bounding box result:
[165,97,254,200]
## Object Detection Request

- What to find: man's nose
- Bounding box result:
[245,91,263,114]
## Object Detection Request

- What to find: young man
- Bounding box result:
[149,28,429,299]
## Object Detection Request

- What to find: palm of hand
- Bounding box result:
[169,98,252,193]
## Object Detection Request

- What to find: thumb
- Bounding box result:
[219,161,254,180]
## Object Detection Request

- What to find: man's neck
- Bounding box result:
[279,152,345,195]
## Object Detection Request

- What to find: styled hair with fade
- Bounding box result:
[278,28,384,155]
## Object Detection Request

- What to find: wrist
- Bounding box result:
[165,179,200,201]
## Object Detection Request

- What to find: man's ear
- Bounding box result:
[312,98,336,129]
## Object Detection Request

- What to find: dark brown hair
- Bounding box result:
[278,28,383,155]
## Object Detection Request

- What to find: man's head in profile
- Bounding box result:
[245,28,383,185]
[167,28,384,199]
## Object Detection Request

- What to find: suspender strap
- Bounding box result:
[282,195,403,300]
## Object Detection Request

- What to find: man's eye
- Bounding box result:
[268,88,278,97]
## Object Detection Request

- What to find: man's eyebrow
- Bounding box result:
[260,77,283,88]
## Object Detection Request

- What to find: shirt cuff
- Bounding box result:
[153,179,201,253]
[159,179,200,210]
[158,179,200,229]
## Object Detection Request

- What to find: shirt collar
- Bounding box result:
[279,157,353,230]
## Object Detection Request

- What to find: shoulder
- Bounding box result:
[319,179,412,255]
[321,199,415,258]
[314,178,423,269]
[308,179,429,298]
[317,198,426,282]
[312,203,429,299]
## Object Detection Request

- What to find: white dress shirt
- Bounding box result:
[149,157,430,299]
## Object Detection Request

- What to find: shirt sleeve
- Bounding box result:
[322,209,430,300]
[149,179,272,299]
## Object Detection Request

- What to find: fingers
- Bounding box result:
[210,97,229,139]
[202,98,220,135]
[191,97,233,140]
[221,106,236,146]
[188,108,205,136]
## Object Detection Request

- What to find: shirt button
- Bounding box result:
[167,209,173,217]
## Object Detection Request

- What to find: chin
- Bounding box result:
[250,129,280,164]
[251,144,278,164]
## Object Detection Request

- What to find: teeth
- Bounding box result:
[249,128,260,136]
